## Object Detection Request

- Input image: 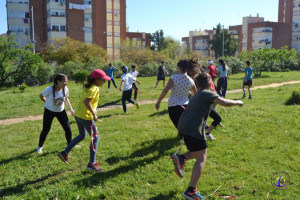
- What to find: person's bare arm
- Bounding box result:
[65,97,74,116]
[214,96,243,107]
[39,93,46,102]
[155,78,174,110]
[119,80,124,91]
[83,98,98,121]
[190,85,197,96]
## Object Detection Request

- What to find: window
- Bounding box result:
[84,0,91,5]
[114,0,119,2]
[114,9,120,15]
[106,9,112,13]
[52,25,59,31]
[107,44,112,48]
[114,21,120,26]
[107,21,112,25]
[85,28,92,33]
[114,32,120,37]
[60,25,66,31]
[107,32,112,36]
[84,14,92,20]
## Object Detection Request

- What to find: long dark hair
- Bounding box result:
[52,74,66,99]
[177,59,200,77]
[219,59,226,71]
[84,75,97,89]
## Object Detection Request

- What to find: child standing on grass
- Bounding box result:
[106,63,118,89]
[58,69,111,172]
[242,61,253,99]
[155,59,198,128]
[216,59,229,98]
[120,66,140,113]
[37,74,74,154]
[154,61,169,88]
[130,65,141,101]
[173,73,243,200]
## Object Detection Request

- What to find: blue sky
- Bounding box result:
[0,0,279,41]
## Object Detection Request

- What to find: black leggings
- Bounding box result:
[209,108,222,127]
[168,105,187,128]
[122,89,135,113]
[38,108,72,147]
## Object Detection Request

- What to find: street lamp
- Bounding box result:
[221,25,224,57]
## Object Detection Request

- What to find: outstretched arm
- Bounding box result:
[155,78,174,110]
[214,96,243,107]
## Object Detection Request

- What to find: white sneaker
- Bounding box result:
[37,146,43,153]
[206,133,216,140]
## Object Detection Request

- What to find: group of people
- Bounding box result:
[36,58,253,199]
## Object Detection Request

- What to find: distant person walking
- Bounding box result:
[120,66,140,113]
[58,69,111,172]
[216,59,229,98]
[242,61,253,99]
[155,59,198,128]
[106,63,117,89]
[172,73,243,200]
[37,74,74,154]
[207,60,217,83]
[154,61,169,88]
[130,65,141,101]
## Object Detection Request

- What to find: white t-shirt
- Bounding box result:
[168,74,195,107]
[121,73,136,91]
[42,86,69,112]
[130,70,138,78]
[217,65,229,78]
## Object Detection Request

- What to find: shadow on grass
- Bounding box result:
[98,98,122,108]
[149,109,168,117]
[0,173,59,197]
[148,190,178,200]
[74,137,180,187]
[0,149,36,165]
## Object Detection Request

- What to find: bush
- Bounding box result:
[285,90,300,105]
[18,83,27,93]
[56,61,84,78]
[223,56,244,74]
[72,70,90,84]
[36,62,54,85]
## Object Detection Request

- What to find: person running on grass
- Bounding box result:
[216,59,229,98]
[242,61,253,99]
[119,66,140,113]
[154,61,169,88]
[58,69,111,172]
[155,59,198,128]
[207,60,217,84]
[106,63,118,89]
[172,72,243,200]
[130,65,141,101]
[37,74,74,154]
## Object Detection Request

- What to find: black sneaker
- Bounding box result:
[58,151,69,164]
[249,95,252,99]
[242,93,246,98]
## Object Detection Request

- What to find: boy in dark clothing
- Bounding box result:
[173,73,243,200]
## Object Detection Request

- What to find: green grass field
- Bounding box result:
[0,71,300,120]
[0,81,299,199]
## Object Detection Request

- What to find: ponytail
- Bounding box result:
[84,75,96,89]
[219,59,226,71]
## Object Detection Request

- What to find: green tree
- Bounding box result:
[161,37,181,59]
[209,24,238,59]
[0,34,42,87]
[41,37,107,65]
[150,29,167,51]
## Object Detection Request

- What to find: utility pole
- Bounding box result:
[222,25,224,57]
[31,6,35,54]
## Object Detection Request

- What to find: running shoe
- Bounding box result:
[37,146,43,154]
[171,155,185,177]
[248,95,252,99]
[134,102,140,109]
[86,162,103,172]
[58,151,69,164]
[182,189,206,200]
[242,93,246,98]
[205,133,216,140]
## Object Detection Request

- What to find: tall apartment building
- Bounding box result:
[6,0,150,60]
[291,0,300,50]
[278,0,293,23]
[181,30,215,57]
[229,14,292,53]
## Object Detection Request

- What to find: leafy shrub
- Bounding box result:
[72,70,90,84]
[223,56,244,74]
[56,61,84,78]
[36,62,54,85]
[285,90,300,105]
[18,83,27,93]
